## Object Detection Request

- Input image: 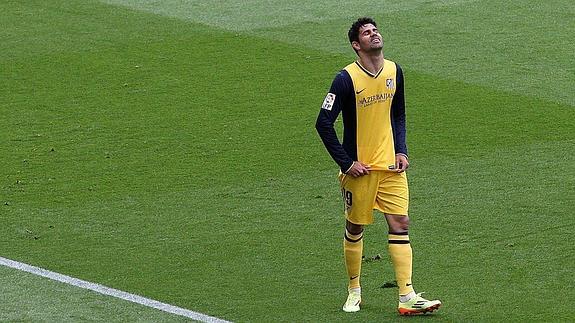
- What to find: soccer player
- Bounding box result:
[315,17,441,315]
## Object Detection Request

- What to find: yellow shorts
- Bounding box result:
[339,170,409,225]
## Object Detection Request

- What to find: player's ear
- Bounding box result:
[351,41,361,52]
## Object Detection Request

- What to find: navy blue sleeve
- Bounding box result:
[315,71,355,172]
[391,63,408,156]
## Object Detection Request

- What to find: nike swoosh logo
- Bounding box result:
[355,88,366,94]
[350,276,359,280]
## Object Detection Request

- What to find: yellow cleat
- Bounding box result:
[342,290,361,312]
[398,292,441,315]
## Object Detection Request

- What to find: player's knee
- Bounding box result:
[346,220,364,235]
[396,221,409,233]
[386,215,409,234]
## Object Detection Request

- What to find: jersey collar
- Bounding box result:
[355,61,384,78]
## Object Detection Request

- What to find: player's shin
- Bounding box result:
[344,229,363,290]
[388,232,415,296]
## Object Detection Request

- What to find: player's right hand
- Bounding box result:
[347,161,371,177]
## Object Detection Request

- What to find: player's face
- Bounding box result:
[356,24,383,52]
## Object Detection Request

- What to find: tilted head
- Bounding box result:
[348,17,383,55]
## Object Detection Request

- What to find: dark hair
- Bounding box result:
[348,17,378,44]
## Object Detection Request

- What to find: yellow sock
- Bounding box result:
[344,229,363,290]
[388,233,415,296]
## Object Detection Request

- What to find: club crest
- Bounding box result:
[386,78,394,89]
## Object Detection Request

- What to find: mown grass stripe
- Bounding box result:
[0,257,231,323]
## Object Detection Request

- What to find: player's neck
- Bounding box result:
[358,51,384,75]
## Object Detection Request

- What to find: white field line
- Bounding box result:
[0,257,231,323]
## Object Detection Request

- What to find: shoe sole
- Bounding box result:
[342,300,361,313]
[398,303,441,315]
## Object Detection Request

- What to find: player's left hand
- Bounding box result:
[395,154,409,173]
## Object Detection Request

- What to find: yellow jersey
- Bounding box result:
[316,59,407,173]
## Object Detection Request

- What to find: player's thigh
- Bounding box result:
[375,171,409,216]
[339,173,378,225]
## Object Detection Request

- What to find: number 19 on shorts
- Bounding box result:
[342,188,353,213]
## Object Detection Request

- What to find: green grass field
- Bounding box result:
[2,0,574,321]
